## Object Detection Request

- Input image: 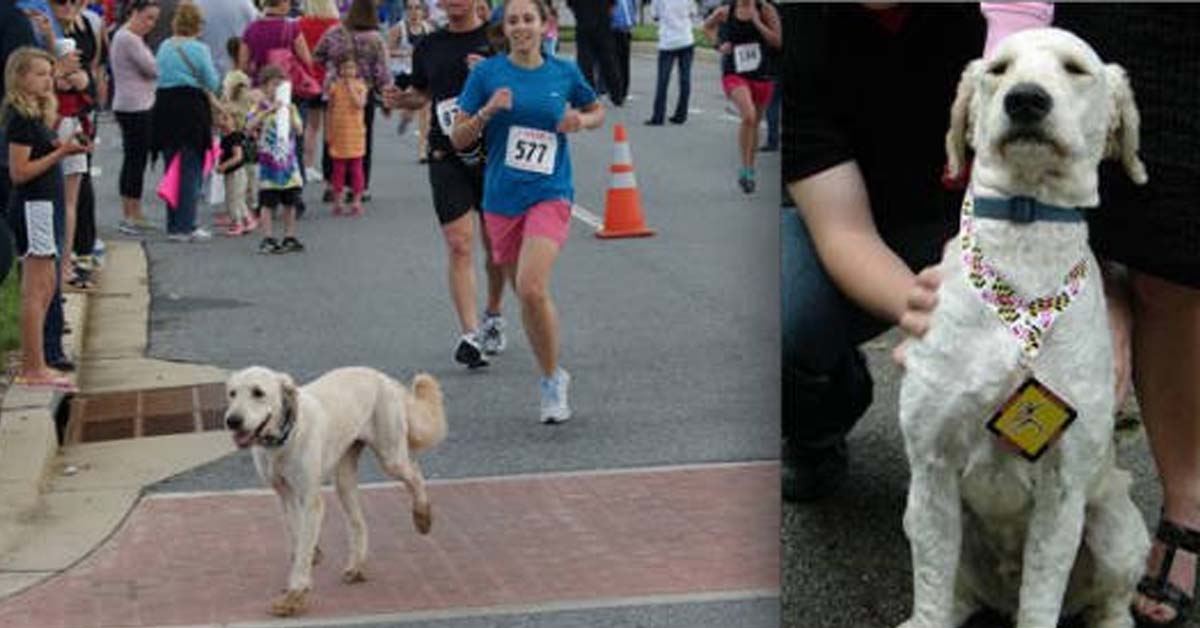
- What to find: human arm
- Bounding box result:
[750,1,782,49]
[556,101,604,133]
[217,143,243,174]
[381,85,429,110]
[8,136,88,185]
[450,88,509,151]
[702,5,728,52]
[790,162,918,325]
[292,26,314,67]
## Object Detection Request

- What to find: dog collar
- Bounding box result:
[960,193,1088,362]
[259,397,295,449]
[970,195,1084,224]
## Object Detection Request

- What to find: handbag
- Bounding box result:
[267,20,321,99]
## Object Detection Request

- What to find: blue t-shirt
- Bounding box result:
[457,55,597,217]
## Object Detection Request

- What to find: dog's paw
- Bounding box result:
[269,589,308,617]
[342,567,367,584]
[413,503,432,534]
[312,545,323,566]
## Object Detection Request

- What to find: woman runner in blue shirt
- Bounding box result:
[451,0,604,424]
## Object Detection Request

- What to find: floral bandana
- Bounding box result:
[960,194,1088,361]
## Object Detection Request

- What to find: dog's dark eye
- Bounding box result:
[1062,60,1088,76]
[987,61,1009,76]
[252,388,265,399]
[228,390,236,398]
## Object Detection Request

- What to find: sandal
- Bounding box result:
[13,373,77,392]
[1134,516,1200,626]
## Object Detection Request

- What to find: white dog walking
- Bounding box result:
[898,28,1149,628]
[224,366,447,617]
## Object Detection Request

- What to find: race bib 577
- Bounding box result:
[504,126,557,175]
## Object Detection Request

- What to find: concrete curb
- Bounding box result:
[0,240,233,601]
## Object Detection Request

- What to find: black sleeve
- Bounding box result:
[781,4,854,186]
[0,14,38,99]
[409,37,429,93]
[5,113,39,147]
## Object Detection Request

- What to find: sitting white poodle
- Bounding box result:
[897,27,1150,628]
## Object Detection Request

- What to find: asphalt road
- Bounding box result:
[87,51,781,628]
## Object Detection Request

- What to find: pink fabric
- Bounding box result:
[484,200,573,265]
[157,153,181,210]
[721,75,774,108]
[981,2,1054,58]
[331,157,365,197]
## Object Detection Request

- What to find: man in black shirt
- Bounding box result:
[381,0,508,371]
[780,4,985,501]
[567,0,625,106]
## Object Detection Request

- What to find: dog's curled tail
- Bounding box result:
[407,373,447,451]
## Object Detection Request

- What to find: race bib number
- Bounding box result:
[504,126,557,175]
[436,98,461,137]
[733,43,762,74]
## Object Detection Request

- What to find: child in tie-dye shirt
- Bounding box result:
[246,66,305,254]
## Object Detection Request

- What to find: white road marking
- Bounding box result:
[570,203,604,231]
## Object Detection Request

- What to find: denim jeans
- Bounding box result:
[780,206,950,446]
[764,79,781,148]
[650,45,693,122]
[165,145,203,235]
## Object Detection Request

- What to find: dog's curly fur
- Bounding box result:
[224,366,446,617]
[898,28,1149,628]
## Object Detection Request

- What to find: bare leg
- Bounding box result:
[282,206,297,239]
[514,237,562,377]
[478,213,504,314]
[729,87,757,171]
[1131,273,1200,623]
[443,211,480,333]
[18,257,56,378]
[62,173,81,282]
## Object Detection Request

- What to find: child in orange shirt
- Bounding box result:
[325,52,368,216]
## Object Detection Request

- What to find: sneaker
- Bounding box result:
[738,171,756,195]
[242,215,259,232]
[278,236,305,253]
[189,227,212,242]
[258,237,281,254]
[305,166,324,183]
[453,332,489,369]
[225,223,245,237]
[132,216,156,231]
[322,188,335,203]
[668,114,687,125]
[479,314,506,355]
[644,118,664,126]
[117,220,143,236]
[539,368,571,424]
[167,232,190,243]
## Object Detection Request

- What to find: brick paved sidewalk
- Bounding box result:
[0,462,778,628]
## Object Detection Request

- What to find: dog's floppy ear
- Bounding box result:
[1104,63,1148,185]
[945,59,984,181]
[277,372,299,416]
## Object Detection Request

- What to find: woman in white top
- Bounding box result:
[645,0,696,126]
[386,0,433,159]
[110,0,160,233]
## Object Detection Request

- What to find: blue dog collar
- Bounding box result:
[971,195,1084,224]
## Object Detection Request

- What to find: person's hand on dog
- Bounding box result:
[892,266,942,367]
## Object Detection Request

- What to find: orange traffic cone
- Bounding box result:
[596,123,656,239]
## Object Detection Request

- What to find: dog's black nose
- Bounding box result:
[1005,83,1053,124]
[226,415,244,430]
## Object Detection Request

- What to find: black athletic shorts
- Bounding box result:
[259,187,301,210]
[428,155,483,225]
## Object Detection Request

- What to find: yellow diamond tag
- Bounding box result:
[986,377,1077,461]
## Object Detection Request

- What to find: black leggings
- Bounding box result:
[115,110,152,199]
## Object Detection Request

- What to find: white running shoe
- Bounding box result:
[539,368,571,424]
[305,166,324,183]
[479,314,506,355]
[453,332,489,369]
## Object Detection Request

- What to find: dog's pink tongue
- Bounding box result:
[233,431,254,448]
